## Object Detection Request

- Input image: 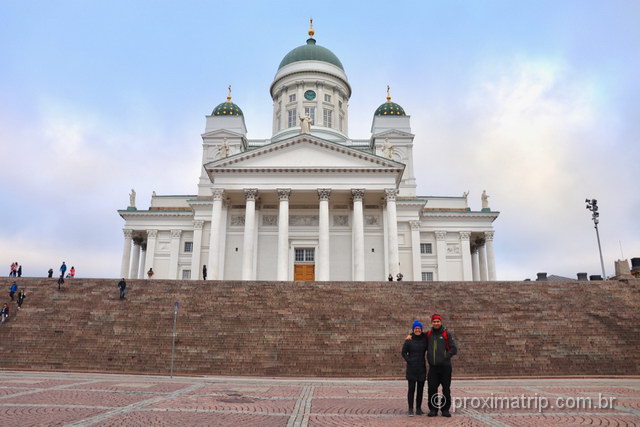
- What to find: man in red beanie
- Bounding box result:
[426,313,457,417]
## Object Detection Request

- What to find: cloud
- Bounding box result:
[413,57,639,279]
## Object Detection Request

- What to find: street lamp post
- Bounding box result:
[585,199,606,279]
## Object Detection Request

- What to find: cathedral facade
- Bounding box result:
[118,25,499,282]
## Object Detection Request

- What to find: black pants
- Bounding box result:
[119,288,126,299]
[407,380,425,410]
[428,365,452,412]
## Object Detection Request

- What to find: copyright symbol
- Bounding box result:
[431,392,446,409]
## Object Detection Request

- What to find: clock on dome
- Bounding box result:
[304,90,316,100]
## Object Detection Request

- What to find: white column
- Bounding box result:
[190,220,204,280]
[138,244,146,279]
[478,240,488,281]
[241,189,258,280]
[120,229,133,278]
[351,189,365,281]
[144,230,157,279]
[385,189,400,277]
[485,231,497,281]
[169,230,182,279]
[208,189,225,280]
[471,246,480,281]
[460,232,473,281]
[277,189,291,281]
[318,188,332,281]
[410,221,421,281]
[129,238,141,279]
[435,231,447,281]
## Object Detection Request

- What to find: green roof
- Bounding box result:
[278,38,344,71]
[374,101,406,116]
[212,101,243,116]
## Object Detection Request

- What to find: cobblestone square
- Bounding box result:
[0,372,638,426]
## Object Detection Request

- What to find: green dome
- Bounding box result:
[212,100,243,116]
[278,38,344,71]
[374,101,406,116]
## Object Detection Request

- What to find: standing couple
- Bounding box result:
[401,314,457,417]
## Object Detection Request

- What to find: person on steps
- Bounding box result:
[118,278,127,300]
[401,320,427,416]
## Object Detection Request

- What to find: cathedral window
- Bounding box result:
[324,94,331,102]
[295,248,315,262]
[339,115,344,132]
[422,272,434,281]
[288,108,297,127]
[304,107,315,123]
[420,243,432,254]
[289,94,296,103]
[184,242,193,253]
[182,270,191,280]
[339,100,343,109]
[323,109,333,128]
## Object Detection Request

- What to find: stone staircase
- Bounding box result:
[1,278,638,377]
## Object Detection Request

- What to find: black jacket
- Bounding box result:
[118,280,127,290]
[426,327,458,367]
[402,333,427,381]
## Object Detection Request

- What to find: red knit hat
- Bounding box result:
[431,314,442,321]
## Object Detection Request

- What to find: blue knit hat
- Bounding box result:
[411,320,423,330]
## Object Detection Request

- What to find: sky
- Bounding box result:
[1,0,639,280]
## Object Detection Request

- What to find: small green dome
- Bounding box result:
[212,100,243,116]
[278,38,344,71]
[374,101,406,116]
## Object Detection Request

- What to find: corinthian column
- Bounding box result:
[169,229,182,279]
[471,246,480,281]
[144,230,158,279]
[318,188,332,281]
[485,231,497,281]
[208,189,225,280]
[352,189,365,281]
[190,220,204,280]
[385,189,400,277]
[129,238,142,279]
[241,189,258,280]
[435,231,447,281]
[460,232,472,281]
[120,229,133,278]
[410,221,421,281]
[477,238,488,281]
[277,189,291,281]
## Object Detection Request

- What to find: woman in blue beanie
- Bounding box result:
[401,320,427,416]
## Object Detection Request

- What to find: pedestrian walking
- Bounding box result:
[47,268,53,278]
[147,268,154,279]
[17,264,22,277]
[17,289,25,310]
[9,282,18,301]
[388,274,394,281]
[57,276,64,290]
[69,266,75,278]
[202,265,207,280]
[1,303,8,323]
[118,278,127,299]
[59,262,67,278]
[402,320,427,416]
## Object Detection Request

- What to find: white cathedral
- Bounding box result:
[118,23,499,282]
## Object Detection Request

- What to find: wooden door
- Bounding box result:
[294,264,315,281]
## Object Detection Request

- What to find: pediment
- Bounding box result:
[205,135,405,171]
[201,129,245,139]
[372,129,415,138]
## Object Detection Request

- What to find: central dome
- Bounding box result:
[278,38,344,71]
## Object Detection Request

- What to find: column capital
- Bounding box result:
[277,188,292,201]
[147,229,158,239]
[435,231,447,241]
[384,188,398,202]
[484,231,495,241]
[351,189,365,201]
[409,220,421,230]
[123,229,133,239]
[211,188,225,200]
[244,188,258,201]
[460,231,471,240]
[170,229,182,239]
[317,188,332,201]
[193,220,204,230]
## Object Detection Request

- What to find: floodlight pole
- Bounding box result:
[170,301,179,378]
[586,199,606,279]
